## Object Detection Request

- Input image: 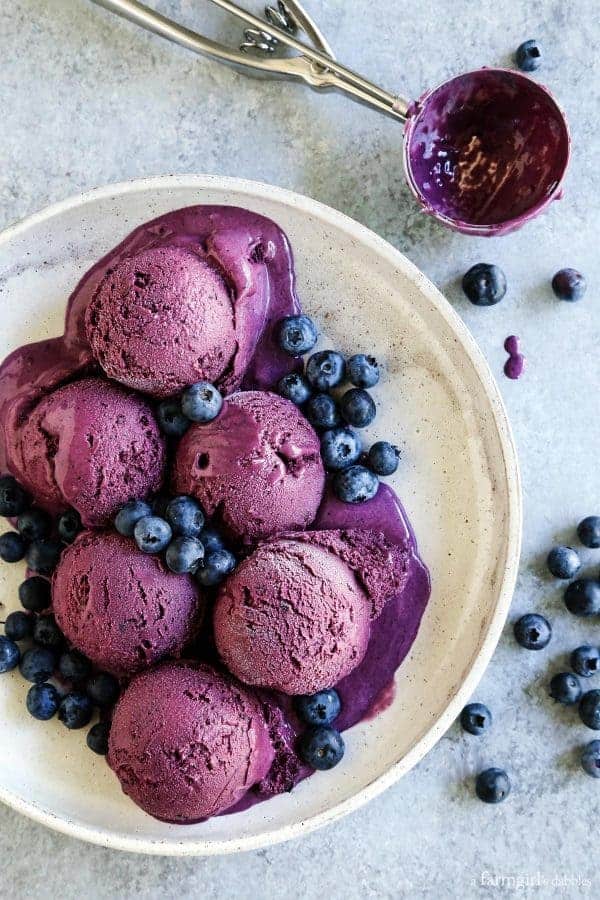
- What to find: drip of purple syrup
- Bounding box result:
[504,335,525,379]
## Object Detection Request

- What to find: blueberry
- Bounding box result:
[0,531,27,563]
[462,263,507,307]
[513,613,552,650]
[460,702,492,736]
[58,650,91,683]
[25,540,62,575]
[87,721,111,755]
[339,389,376,428]
[18,576,51,612]
[549,672,582,705]
[199,527,225,554]
[564,580,600,617]
[181,382,223,423]
[333,465,379,504]
[577,516,600,548]
[57,509,82,544]
[368,441,400,476]
[17,509,52,542]
[579,690,600,730]
[546,546,580,580]
[19,647,56,683]
[26,683,59,721]
[0,636,20,673]
[33,615,64,651]
[581,740,600,778]
[305,393,341,430]
[305,351,346,391]
[0,475,29,518]
[515,39,542,72]
[196,549,236,587]
[277,315,318,356]
[320,427,361,471]
[58,692,93,729]
[114,499,153,537]
[299,726,345,770]
[277,372,312,406]
[551,268,586,302]
[296,690,341,727]
[151,492,171,518]
[156,397,190,437]
[133,516,172,554]
[165,496,205,539]
[347,354,380,389]
[571,646,600,678]
[475,768,510,803]
[4,611,33,642]
[165,536,205,574]
[86,672,120,707]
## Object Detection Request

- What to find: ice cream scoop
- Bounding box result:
[173,390,325,542]
[214,529,410,694]
[5,377,165,526]
[107,661,274,822]
[53,531,204,676]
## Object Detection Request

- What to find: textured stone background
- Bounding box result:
[1,0,599,896]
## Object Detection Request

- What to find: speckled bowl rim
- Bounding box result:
[0,174,522,856]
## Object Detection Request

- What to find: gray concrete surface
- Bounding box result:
[1,0,599,896]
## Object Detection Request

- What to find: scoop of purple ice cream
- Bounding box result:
[107,661,274,822]
[53,531,204,677]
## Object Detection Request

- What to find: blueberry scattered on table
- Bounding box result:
[0,531,27,563]
[564,579,600,617]
[199,527,225,554]
[577,516,600,548]
[299,725,345,770]
[17,508,52,542]
[58,692,93,729]
[4,611,33,642]
[305,350,346,391]
[133,515,172,554]
[514,613,552,650]
[0,475,29,518]
[196,549,236,587]
[0,636,20,673]
[460,702,492,735]
[571,646,600,678]
[165,496,205,539]
[58,650,91,683]
[86,672,120,708]
[19,647,56,683]
[546,546,580,580]
[181,382,223,423]
[368,441,400,476]
[57,509,82,544]
[33,615,64,652]
[277,372,312,406]
[515,39,542,72]
[551,268,586,302]
[277,315,318,356]
[156,397,190,438]
[579,690,600,730]
[18,576,51,612]
[462,263,507,307]
[305,393,341,430]
[25,539,62,575]
[87,721,111,755]
[549,672,582,705]
[165,536,205,574]
[115,499,153,538]
[333,465,379,504]
[296,689,341,727]
[340,388,376,428]
[347,354,380,389]
[475,768,511,803]
[26,683,59,721]
[581,740,600,778]
[320,427,361,471]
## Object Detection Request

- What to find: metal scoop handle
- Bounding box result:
[90,0,409,121]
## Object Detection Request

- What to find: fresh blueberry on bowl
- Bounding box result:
[156,397,190,438]
[26,683,60,721]
[57,509,82,544]
[296,689,341,727]
[277,315,318,356]
[196,549,236,587]
[165,496,205,539]
[165,536,205,574]
[320,427,361,471]
[277,372,312,406]
[0,532,27,564]
[58,692,93,730]
[58,650,91,683]
[0,475,30,518]
[347,354,380,389]
[299,726,345,770]
[87,721,111,756]
[181,382,223,424]
[25,540,62,575]
[0,636,20,674]
[17,508,52,542]
[4,611,33,642]
[305,350,346,391]
[19,647,56,683]
[305,393,341,430]
[368,441,400,476]
[133,516,172,554]
[115,499,153,538]
[18,576,51,613]
[86,672,120,708]
[339,389,376,428]
[333,465,379,504]
[33,615,64,652]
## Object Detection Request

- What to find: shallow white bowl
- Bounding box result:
[0,175,520,855]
